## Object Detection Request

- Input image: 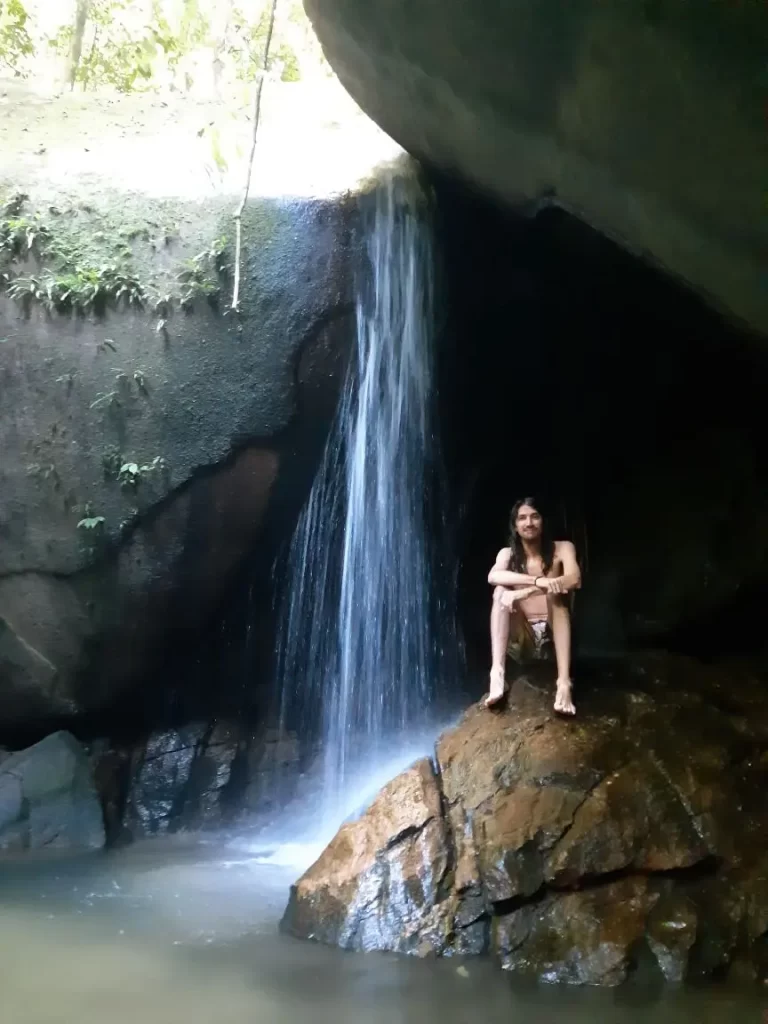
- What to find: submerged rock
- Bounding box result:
[282,656,768,985]
[0,731,104,852]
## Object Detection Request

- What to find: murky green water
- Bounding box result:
[0,838,763,1024]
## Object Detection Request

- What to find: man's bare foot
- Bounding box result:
[554,678,576,716]
[485,666,507,707]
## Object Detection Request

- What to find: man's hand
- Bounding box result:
[500,586,538,609]
[536,576,566,595]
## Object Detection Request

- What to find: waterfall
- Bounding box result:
[275,164,452,829]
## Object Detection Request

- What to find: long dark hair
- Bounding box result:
[508,496,556,575]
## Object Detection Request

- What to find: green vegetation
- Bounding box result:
[1,0,324,93]
[177,236,229,310]
[0,192,231,317]
[1,192,150,313]
[0,1,332,316]
[76,502,106,531]
[117,455,166,489]
[77,513,105,530]
[6,264,144,314]
[0,0,33,75]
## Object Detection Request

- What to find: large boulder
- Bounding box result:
[305,0,768,336]
[0,731,105,852]
[282,655,768,985]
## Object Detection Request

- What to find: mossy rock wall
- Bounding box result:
[0,187,358,732]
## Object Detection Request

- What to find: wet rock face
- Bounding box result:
[282,758,453,954]
[0,731,105,853]
[282,655,768,985]
[93,722,301,843]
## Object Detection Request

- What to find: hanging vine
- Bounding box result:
[230,0,278,312]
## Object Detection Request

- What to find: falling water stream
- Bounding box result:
[275,165,456,830]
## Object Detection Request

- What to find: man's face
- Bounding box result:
[515,504,543,541]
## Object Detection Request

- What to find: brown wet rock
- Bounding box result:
[283,657,768,985]
[545,759,711,886]
[494,877,657,986]
[477,783,584,902]
[281,758,453,953]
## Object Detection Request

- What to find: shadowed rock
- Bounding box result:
[0,731,104,852]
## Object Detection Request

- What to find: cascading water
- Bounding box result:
[274,163,456,831]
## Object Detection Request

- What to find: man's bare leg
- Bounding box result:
[487,585,511,706]
[550,597,575,715]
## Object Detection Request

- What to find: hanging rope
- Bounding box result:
[230,0,279,312]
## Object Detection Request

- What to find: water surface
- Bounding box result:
[0,838,762,1024]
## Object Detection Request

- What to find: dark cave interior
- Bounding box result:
[431,174,768,673]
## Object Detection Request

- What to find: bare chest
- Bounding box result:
[522,551,562,578]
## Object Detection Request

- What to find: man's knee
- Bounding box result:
[493,585,506,605]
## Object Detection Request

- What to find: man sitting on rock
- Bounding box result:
[486,497,581,714]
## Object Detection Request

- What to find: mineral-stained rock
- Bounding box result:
[282,657,768,985]
[494,877,657,986]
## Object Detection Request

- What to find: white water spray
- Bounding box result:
[275,164,454,834]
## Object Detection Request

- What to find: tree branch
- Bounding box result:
[231,0,279,312]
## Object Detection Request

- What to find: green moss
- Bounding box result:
[176,236,230,311]
[0,191,232,318]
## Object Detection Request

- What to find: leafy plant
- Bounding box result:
[6,274,49,307]
[89,389,120,410]
[229,5,300,84]
[0,216,51,259]
[6,263,144,314]
[77,514,106,530]
[118,455,166,488]
[50,0,175,93]
[177,237,229,310]
[0,209,51,273]
[0,0,34,76]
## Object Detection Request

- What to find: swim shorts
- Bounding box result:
[506,617,552,663]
